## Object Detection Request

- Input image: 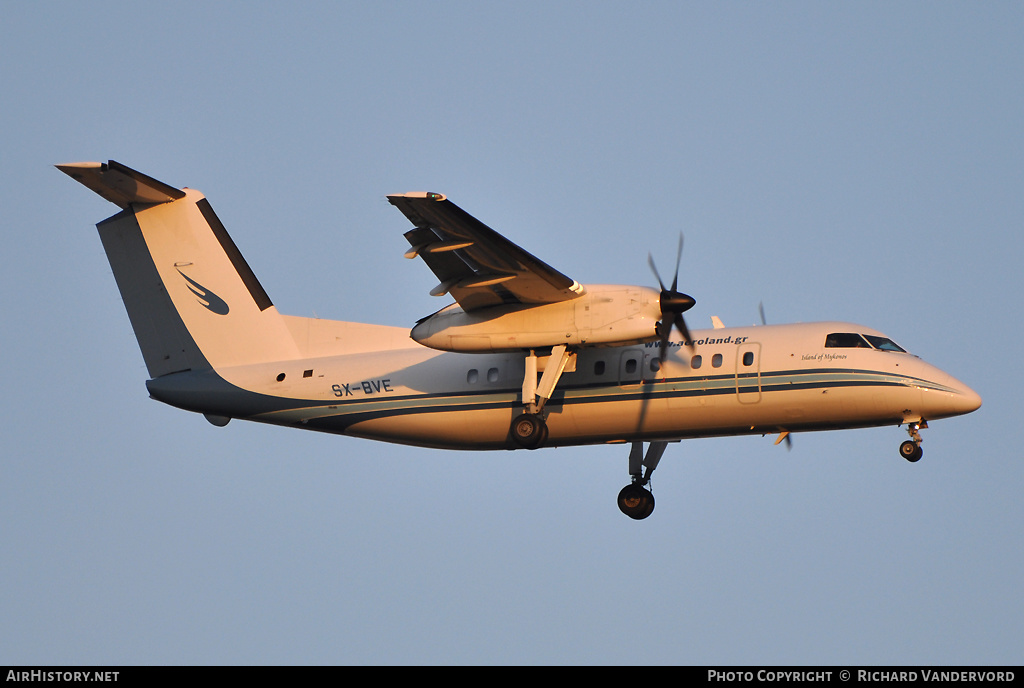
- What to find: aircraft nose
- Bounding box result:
[953,380,982,415]
[930,373,982,418]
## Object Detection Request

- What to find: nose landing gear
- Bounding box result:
[617,441,671,519]
[618,482,655,520]
[900,440,922,462]
[899,421,926,462]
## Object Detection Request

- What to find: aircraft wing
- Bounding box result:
[388,192,585,311]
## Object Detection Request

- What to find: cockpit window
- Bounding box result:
[825,332,908,352]
[863,335,906,353]
[825,333,872,348]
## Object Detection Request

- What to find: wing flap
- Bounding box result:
[388,193,584,311]
[56,160,186,209]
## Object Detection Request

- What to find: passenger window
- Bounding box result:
[691,355,702,369]
[650,359,660,373]
[712,353,723,368]
[467,369,479,383]
[825,333,871,348]
[594,360,605,376]
[743,351,754,366]
[487,368,499,383]
[625,359,637,374]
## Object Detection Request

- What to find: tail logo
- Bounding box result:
[177,268,230,315]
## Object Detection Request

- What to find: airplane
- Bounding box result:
[58,160,982,520]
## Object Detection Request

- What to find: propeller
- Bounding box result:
[648,235,697,362]
[636,235,697,438]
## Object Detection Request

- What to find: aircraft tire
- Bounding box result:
[511,413,546,449]
[900,440,923,462]
[617,484,655,520]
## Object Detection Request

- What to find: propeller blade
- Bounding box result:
[647,252,667,292]
[658,317,672,362]
[648,235,685,292]
[670,234,683,292]
[648,234,696,360]
[674,313,694,351]
[759,301,767,326]
[657,315,669,353]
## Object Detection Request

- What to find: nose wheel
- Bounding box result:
[900,440,923,462]
[899,422,926,462]
[616,441,672,519]
[618,482,655,520]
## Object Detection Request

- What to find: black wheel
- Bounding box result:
[617,483,655,520]
[511,413,546,449]
[900,440,923,462]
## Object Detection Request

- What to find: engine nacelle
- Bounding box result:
[410,285,663,353]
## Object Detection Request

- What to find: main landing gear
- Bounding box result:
[899,421,926,462]
[510,345,573,450]
[511,412,548,449]
[617,441,669,520]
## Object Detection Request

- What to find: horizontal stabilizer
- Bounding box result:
[56,160,185,208]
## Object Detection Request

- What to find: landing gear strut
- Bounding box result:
[899,421,926,462]
[510,346,572,449]
[617,441,669,520]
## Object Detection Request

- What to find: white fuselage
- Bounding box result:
[146,319,980,451]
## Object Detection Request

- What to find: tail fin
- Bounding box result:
[58,161,300,377]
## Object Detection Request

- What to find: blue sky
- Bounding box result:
[2,2,1021,664]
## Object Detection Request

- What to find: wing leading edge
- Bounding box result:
[388,192,584,312]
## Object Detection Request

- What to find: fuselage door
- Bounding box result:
[736,342,762,404]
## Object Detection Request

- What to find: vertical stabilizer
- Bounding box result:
[59,161,300,377]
